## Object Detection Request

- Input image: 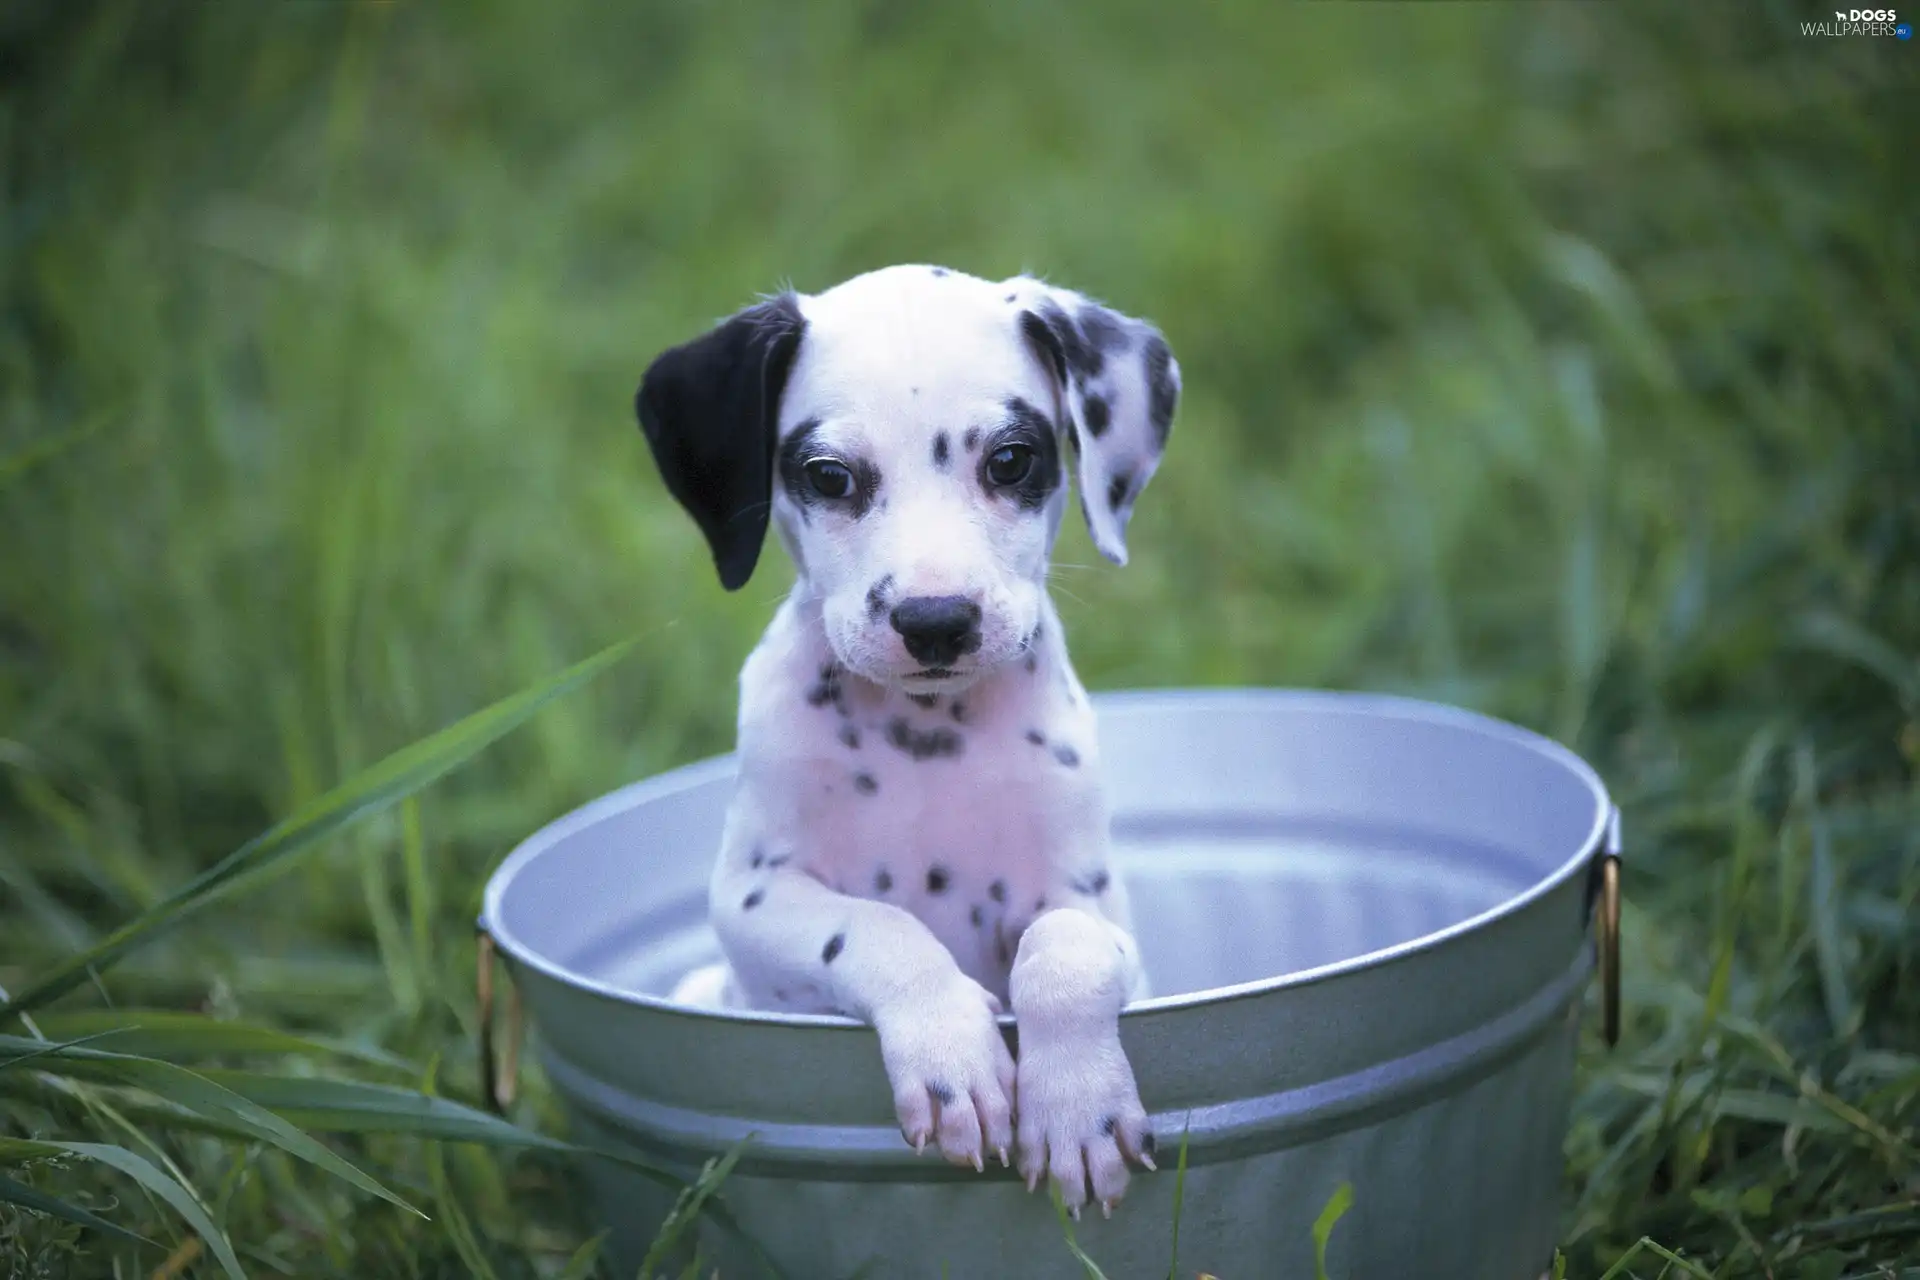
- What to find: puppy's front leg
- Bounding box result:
[713,859,1017,1170]
[1010,904,1154,1217]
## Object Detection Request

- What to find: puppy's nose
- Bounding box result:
[889,595,983,667]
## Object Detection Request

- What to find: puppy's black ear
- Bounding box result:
[635,294,808,591]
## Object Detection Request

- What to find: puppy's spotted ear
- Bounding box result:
[636,293,808,590]
[1006,278,1180,566]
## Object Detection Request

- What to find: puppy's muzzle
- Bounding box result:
[890,596,983,669]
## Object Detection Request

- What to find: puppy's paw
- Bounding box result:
[1015,1027,1152,1217]
[874,976,1017,1172]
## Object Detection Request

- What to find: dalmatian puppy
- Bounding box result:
[636,264,1179,1217]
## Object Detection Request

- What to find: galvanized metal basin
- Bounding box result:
[480,689,1619,1279]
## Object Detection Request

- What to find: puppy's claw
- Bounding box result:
[997,1146,1010,1168]
[913,1134,926,1155]
[1101,1198,1114,1219]
[1139,1152,1157,1172]
[1069,1204,1081,1222]
[971,1151,984,1173]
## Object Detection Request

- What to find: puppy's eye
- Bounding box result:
[986,444,1035,488]
[805,459,855,500]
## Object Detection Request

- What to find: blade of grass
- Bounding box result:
[359,832,419,1016]
[553,1230,608,1280]
[424,1126,503,1280]
[1165,1114,1193,1280]
[0,1028,128,1071]
[1,1035,421,1217]
[400,797,437,1003]
[1790,611,1919,708]
[1313,1181,1353,1280]
[1716,1018,1916,1163]
[27,1009,414,1071]
[638,1141,751,1280]
[0,1171,156,1246]
[1595,1237,1717,1280]
[416,1057,505,1280]
[1605,1070,1855,1134]
[186,1067,781,1270]
[0,1137,247,1280]
[0,632,651,1019]
[0,413,107,491]
[1794,745,1859,1039]
[191,1071,587,1145]
[1047,1182,1112,1280]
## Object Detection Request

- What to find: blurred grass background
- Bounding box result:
[1,0,1916,1276]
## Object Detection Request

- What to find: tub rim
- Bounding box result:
[479,686,1615,1029]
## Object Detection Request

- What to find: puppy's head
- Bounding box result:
[636,264,1180,695]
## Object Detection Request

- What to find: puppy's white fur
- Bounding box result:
[643,264,1180,1214]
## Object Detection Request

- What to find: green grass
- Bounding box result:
[2,0,1916,1275]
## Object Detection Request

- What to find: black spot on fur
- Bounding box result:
[995,931,1012,965]
[950,700,968,723]
[931,266,950,277]
[1054,744,1081,768]
[887,717,963,760]
[970,904,984,928]
[1026,729,1046,746]
[742,890,764,910]
[932,433,950,469]
[1107,470,1133,513]
[1004,291,1018,303]
[838,723,861,749]
[822,933,845,964]
[853,772,878,795]
[750,848,765,869]
[1034,896,1048,912]
[866,574,894,620]
[1100,1114,1119,1137]
[769,854,791,868]
[1038,299,1102,379]
[806,662,845,711]
[875,867,892,893]
[1082,393,1111,436]
[907,692,939,709]
[927,865,950,894]
[1071,868,1110,896]
[1080,306,1130,354]
[1025,652,1038,674]
[774,987,789,1002]
[963,427,981,451]
[1145,335,1177,445]
[989,878,1007,903]
[929,1082,956,1106]
[1019,310,1068,385]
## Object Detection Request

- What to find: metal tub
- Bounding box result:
[479,689,1621,1279]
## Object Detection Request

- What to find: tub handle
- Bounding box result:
[475,925,523,1114]
[1595,806,1623,1049]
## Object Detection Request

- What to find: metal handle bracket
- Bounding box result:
[475,924,524,1114]
[1595,805,1622,1049]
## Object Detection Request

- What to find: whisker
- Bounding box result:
[1049,584,1089,607]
